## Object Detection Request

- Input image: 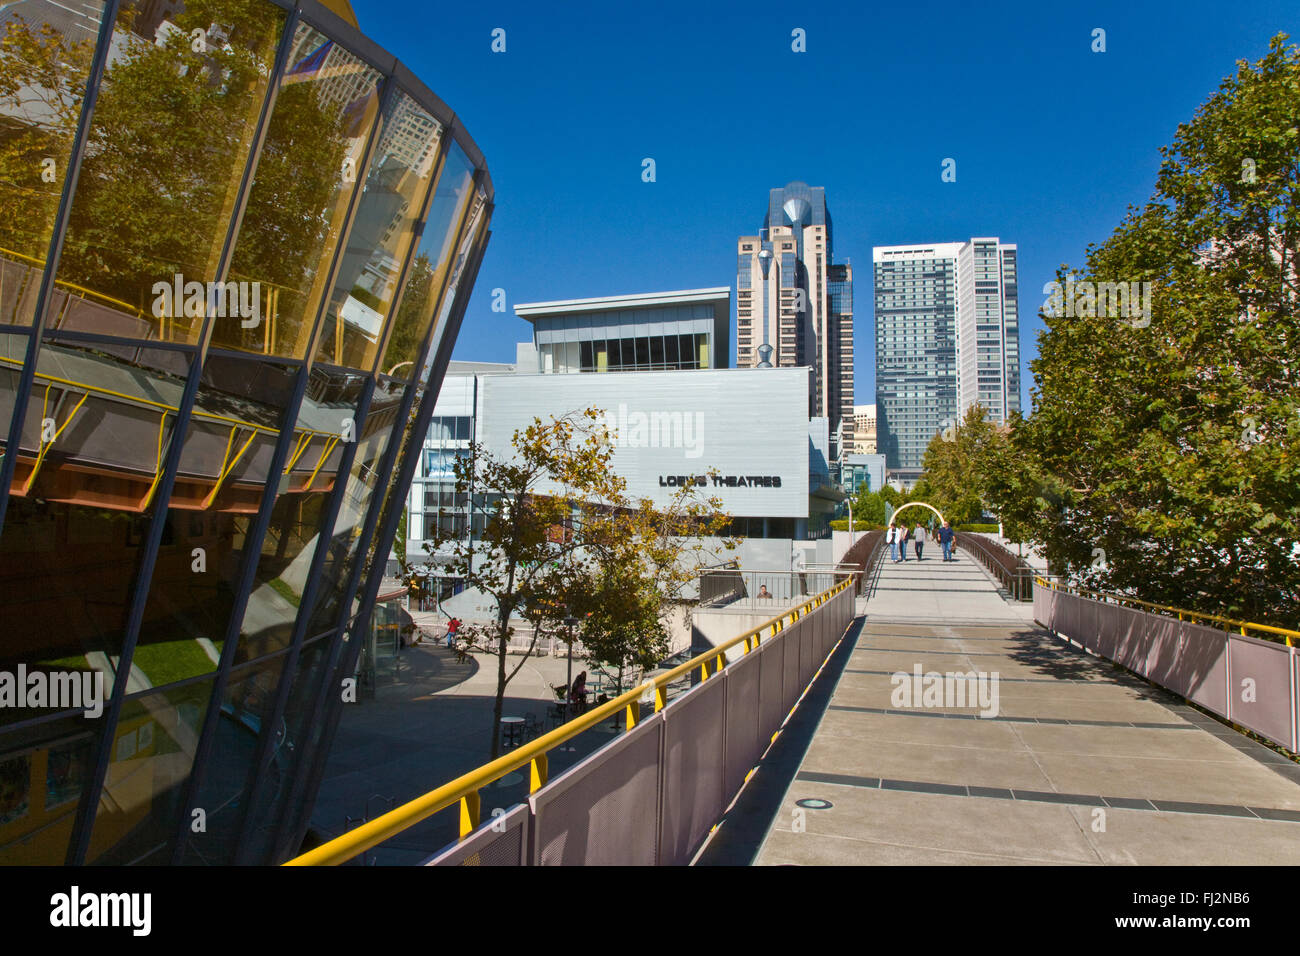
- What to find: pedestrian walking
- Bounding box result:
[898,524,910,561]
[913,522,926,560]
[938,521,955,561]
[444,616,461,649]
[888,523,899,562]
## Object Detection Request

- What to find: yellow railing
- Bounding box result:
[1037,577,1297,647]
[284,575,858,866]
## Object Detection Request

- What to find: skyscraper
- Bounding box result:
[736,182,854,460]
[873,238,1019,485]
[956,239,1021,425]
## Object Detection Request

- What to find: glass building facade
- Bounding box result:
[0,0,491,864]
[873,244,962,480]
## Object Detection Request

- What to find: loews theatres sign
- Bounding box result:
[659,474,782,488]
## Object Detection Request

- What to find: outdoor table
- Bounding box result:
[500,716,524,748]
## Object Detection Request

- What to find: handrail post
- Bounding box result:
[459,790,480,838]
[529,754,548,791]
[625,698,640,729]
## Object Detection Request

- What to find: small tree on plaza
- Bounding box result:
[425,408,734,756]
[568,474,735,695]
[427,409,621,758]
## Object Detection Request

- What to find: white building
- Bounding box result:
[402,289,846,575]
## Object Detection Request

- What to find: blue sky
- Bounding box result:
[354,0,1297,412]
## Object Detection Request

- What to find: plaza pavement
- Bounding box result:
[307,630,630,864]
[701,547,1300,866]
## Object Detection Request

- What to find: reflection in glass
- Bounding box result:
[228,365,365,663]
[302,376,405,634]
[177,654,284,864]
[53,0,284,344]
[236,633,332,862]
[217,23,381,358]
[379,143,474,379]
[0,716,99,864]
[0,1,107,327]
[84,679,212,864]
[136,356,298,687]
[316,92,441,370]
[0,340,193,723]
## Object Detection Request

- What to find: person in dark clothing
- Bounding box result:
[938,522,955,561]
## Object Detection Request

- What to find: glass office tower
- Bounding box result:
[873,243,962,484]
[0,0,491,864]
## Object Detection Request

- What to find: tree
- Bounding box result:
[919,403,1006,526]
[568,472,734,695]
[426,408,733,757]
[986,34,1299,625]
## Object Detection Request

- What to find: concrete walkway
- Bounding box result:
[710,549,1300,865]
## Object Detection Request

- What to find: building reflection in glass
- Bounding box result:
[0,0,491,865]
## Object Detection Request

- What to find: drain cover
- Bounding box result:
[795,798,833,810]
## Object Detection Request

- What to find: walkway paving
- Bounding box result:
[704,549,1300,865]
[308,639,624,864]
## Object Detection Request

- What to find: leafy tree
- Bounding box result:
[986,34,1299,625]
[427,408,732,757]
[568,470,733,695]
[919,403,1005,526]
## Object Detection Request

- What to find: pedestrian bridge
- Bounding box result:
[702,541,1300,866]
[286,534,1300,865]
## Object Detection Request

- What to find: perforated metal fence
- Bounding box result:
[423,579,858,865]
[1036,582,1298,752]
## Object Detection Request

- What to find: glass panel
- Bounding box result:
[0,339,194,726]
[302,376,407,634]
[237,632,333,861]
[216,22,382,359]
[0,0,108,328]
[228,366,367,662]
[51,0,285,344]
[315,91,441,371]
[135,356,298,687]
[0,715,100,864]
[379,143,474,380]
[84,679,212,864]
[176,653,285,864]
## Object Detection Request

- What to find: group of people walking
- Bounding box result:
[888,520,956,563]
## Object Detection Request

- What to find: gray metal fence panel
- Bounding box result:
[1180,621,1229,716]
[782,621,802,714]
[759,630,786,742]
[1228,635,1296,750]
[424,802,529,866]
[529,712,664,865]
[799,612,816,689]
[1144,612,1183,688]
[722,646,763,801]
[1114,605,1150,673]
[659,674,728,865]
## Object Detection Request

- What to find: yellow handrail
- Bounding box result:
[283,575,858,866]
[1036,576,1297,647]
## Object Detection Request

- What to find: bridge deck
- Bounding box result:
[705,547,1300,865]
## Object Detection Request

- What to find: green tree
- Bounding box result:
[919,403,1005,526]
[987,34,1299,625]
[568,471,734,694]
[428,408,733,757]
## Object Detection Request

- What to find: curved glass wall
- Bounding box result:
[0,0,491,865]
